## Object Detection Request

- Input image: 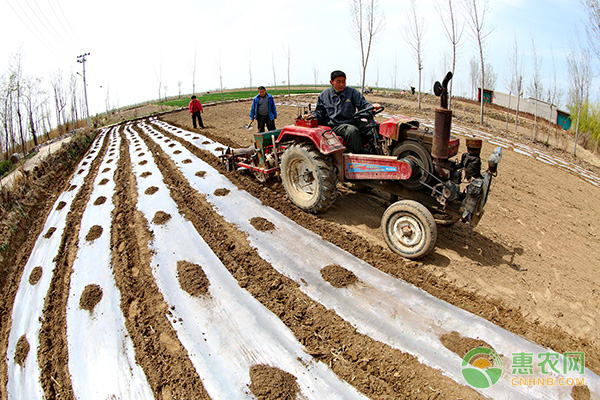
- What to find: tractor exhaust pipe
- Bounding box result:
[432,72,453,178]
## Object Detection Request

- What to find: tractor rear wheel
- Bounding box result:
[381,200,437,259]
[281,142,338,213]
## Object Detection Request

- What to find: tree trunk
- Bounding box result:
[505,90,512,131]
[417,67,422,110]
[546,104,552,143]
[532,100,538,142]
[515,94,521,132]
[29,110,38,147]
[574,107,581,156]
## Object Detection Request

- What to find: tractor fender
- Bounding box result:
[276,125,345,155]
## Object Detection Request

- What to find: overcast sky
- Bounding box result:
[1,0,597,115]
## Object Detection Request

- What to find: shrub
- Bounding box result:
[0,160,12,177]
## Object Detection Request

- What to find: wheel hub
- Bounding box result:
[401,225,413,237]
[393,216,423,247]
[292,162,315,194]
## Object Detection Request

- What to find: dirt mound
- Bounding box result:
[28,267,42,285]
[320,264,358,288]
[249,364,299,400]
[250,217,276,232]
[43,227,56,239]
[145,186,159,195]
[14,335,30,366]
[177,261,210,297]
[79,284,103,312]
[214,188,230,196]
[152,211,172,225]
[93,196,107,205]
[440,331,496,358]
[85,225,103,242]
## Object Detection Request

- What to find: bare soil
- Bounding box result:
[1,92,598,399]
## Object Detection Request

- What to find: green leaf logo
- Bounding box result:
[461,347,503,389]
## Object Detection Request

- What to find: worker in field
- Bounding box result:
[249,86,277,133]
[189,95,205,129]
[308,70,381,153]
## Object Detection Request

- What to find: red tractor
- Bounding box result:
[222,73,502,259]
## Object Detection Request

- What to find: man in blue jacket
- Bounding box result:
[249,86,277,132]
[310,70,380,153]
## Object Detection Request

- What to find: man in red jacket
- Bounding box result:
[188,95,205,129]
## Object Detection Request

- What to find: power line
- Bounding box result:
[24,0,76,53]
[49,0,83,50]
[2,0,66,60]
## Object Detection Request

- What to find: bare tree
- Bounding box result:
[0,73,12,158]
[272,53,277,89]
[69,73,79,129]
[510,34,524,132]
[190,43,197,94]
[154,56,164,101]
[217,52,224,102]
[435,0,464,109]
[469,57,478,99]
[248,50,253,89]
[285,43,291,98]
[350,0,384,93]
[22,76,44,147]
[8,52,27,154]
[546,45,559,143]
[463,0,493,125]
[104,84,112,115]
[391,54,398,90]
[51,71,67,134]
[528,35,543,142]
[177,80,183,98]
[404,0,425,109]
[313,64,319,91]
[581,0,600,60]
[567,34,592,156]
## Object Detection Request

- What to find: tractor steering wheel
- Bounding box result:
[353,105,384,120]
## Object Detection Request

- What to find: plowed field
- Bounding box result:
[2,94,599,399]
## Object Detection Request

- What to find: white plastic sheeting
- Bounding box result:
[6,129,109,399]
[65,129,153,399]
[149,118,600,399]
[126,125,368,400]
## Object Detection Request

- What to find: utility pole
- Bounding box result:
[77,53,91,126]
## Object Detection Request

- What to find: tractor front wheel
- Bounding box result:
[381,200,437,259]
[280,142,338,213]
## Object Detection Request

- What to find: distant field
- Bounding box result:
[160,88,323,108]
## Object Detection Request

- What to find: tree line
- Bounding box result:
[353,0,600,155]
[0,50,87,162]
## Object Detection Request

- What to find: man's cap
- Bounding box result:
[330,70,346,81]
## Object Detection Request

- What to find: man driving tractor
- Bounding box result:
[307,70,381,153]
